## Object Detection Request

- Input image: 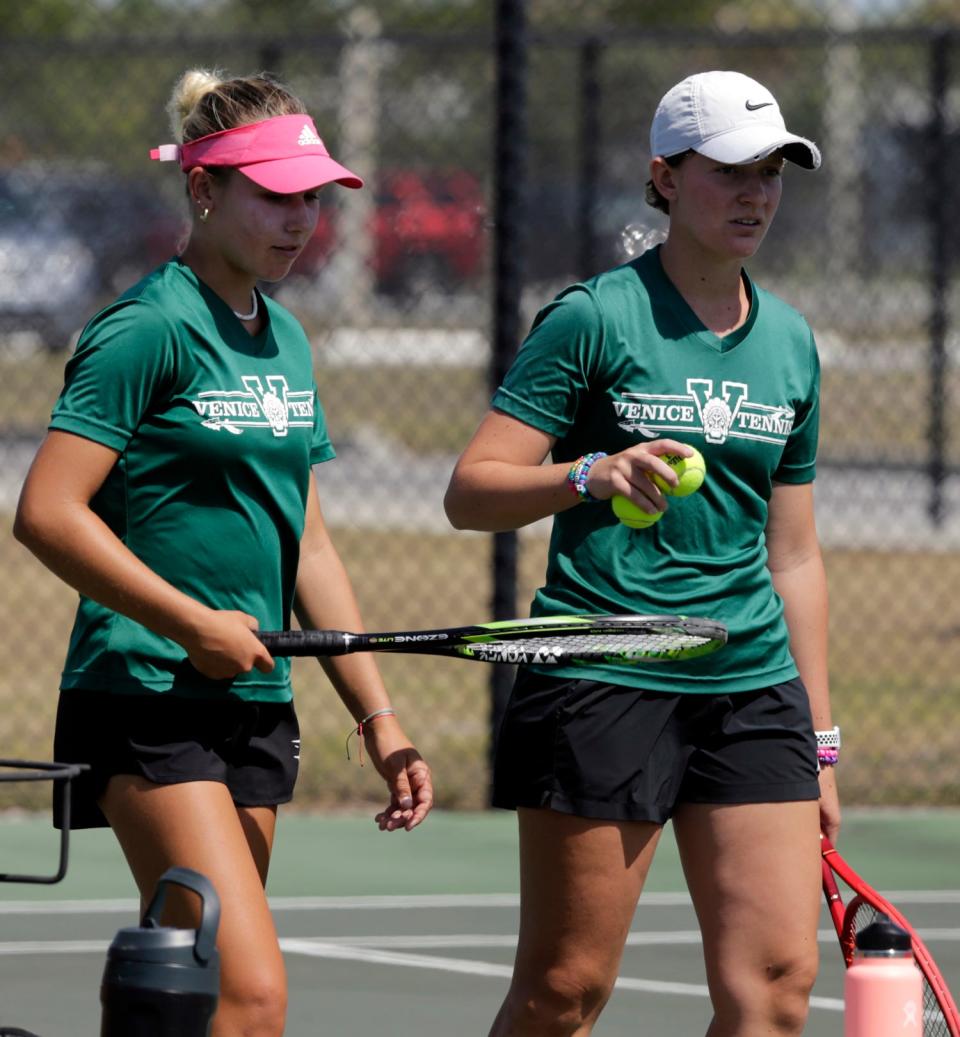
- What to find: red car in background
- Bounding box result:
[292,168,487,293]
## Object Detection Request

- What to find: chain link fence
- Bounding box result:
[0,3,958,810]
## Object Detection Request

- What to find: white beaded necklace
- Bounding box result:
[232,290,259,322]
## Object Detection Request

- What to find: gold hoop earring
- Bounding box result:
[200,207,210,223]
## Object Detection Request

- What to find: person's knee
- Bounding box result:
[218,972,287,1037]
[766,951,818,1032]
[502,965,614,1036]
[713,948,818,1035]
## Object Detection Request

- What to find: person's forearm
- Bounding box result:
[444,459,580,532]
[293,537,398,720]
[15,500,209,644]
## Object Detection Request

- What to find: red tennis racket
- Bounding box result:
[821,833,960,1036]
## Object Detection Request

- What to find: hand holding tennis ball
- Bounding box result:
[651,447,706,497]
[611,445,706,530]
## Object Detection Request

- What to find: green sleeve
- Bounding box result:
[491,285,606,437]
[49,300,178,452]
[773,330,820,484]
[310,381,336,464]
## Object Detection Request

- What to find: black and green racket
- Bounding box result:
[258,614,727,666]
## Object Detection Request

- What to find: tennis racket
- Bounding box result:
[821,833,960,1036]
[258,613,727,666]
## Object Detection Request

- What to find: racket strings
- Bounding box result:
[848,899,952,1036]
[471,630,720,661]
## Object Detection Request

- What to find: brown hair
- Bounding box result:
[644,151,690,215]
[167,68,307,145]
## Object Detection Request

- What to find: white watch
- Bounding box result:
[815,725,841,749]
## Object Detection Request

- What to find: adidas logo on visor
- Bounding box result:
[297,123,323,147]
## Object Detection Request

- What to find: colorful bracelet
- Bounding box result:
[817,748,840,767]
[566,452,608,502]
[345,707,397,765]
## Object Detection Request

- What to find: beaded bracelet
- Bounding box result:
[345,707,397,765]
[566,452,608,503]
[817,748,840,767]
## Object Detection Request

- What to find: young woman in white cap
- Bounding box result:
[446,70,837,1036]
[15,69,433,1037]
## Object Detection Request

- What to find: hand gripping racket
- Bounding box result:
[258,613,727,666]
[821,833,960,1036]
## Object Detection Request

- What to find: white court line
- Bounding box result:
[13,925,960,1015]
[0,894,524,915]
[281,938,845,1012]
[5,928,959,957]
[276,929,960,949]
[0,939,108,954]
[4,889,960,915]
[21,929,960,1014]
[316,932,706,949]
[0,890,955,1017]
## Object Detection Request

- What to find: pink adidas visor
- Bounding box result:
[150,114,363,194]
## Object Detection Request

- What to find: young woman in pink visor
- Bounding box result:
[15,68,433,1036]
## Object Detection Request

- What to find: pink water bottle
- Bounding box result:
[844,915,923,1036]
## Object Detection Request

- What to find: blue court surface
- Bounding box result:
[1,810,958,1035]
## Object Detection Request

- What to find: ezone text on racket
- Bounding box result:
[372,634,450,643]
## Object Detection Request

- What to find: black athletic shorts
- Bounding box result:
[492,670,819,823]
[52,690,301,829]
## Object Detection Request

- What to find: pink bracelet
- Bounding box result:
[345,708,397,765]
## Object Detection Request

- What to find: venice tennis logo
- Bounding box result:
[191,375,314,436]
[614,378,796,446]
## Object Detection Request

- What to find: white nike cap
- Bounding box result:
[650,70,821,170]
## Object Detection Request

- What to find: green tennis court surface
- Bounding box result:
[1,810,958,1035]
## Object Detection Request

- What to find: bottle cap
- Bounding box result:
[855,914,912,954]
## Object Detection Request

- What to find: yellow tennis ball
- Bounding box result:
[651,447,706,497]
[611,494,663,529]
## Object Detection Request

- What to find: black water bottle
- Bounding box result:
[100,866,220,1037]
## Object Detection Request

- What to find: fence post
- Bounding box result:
[489,0,528,797]
[926,31,950,525]
[823,3,864,284]
[577,37,602,280]
[335,7,381,328]
[259,42,284,74]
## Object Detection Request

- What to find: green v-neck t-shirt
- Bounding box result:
[491,245,820,694]
[49,258,334,701]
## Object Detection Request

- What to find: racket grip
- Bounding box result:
[257,630,349,656]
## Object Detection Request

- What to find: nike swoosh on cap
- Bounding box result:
[745,100,774,111]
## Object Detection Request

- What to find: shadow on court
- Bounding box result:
[1,810,958,1036]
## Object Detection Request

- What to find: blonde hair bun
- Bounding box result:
[167,69,224,141]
